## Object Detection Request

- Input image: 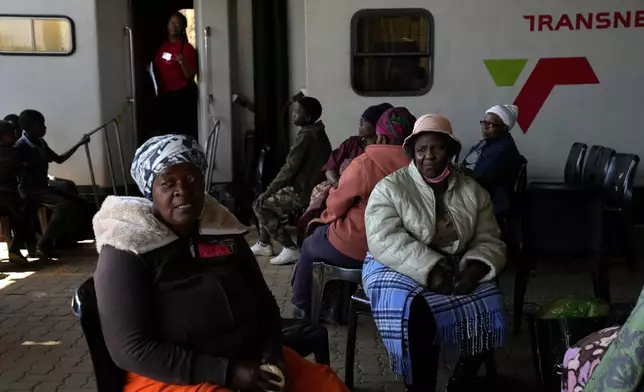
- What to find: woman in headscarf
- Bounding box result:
[363,114,508,391]
[461,104,526,215]
[296,103,392,246]
[93,134,348,392]
[291,107,415,321]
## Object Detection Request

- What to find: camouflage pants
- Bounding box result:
[253,187,302,247]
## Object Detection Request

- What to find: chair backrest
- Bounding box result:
[564,143,588,186]
[254,145,270,195]
[514,161,528,197]
[522,186,603,256]
[582,145,616,189]
[72,278,126,392]
[603,153,640,210]
[506,160,528,216]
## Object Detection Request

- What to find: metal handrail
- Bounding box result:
[83,103,131,208]
[205,97,221,188]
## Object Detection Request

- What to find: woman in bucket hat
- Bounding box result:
[362,114,508,391]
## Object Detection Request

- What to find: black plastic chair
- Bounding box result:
[72,278,331,391]
[564,143,588,186]
[345,289,497,390]
[498,161,528,265]
[310,262,362,326]
[582,145,615,189]
[602,153,640,270]
[513,185,608,334]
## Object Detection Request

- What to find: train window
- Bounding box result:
[0,15,75,55]
[351,9,433,96]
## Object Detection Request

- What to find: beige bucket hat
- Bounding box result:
[402,114,461,152]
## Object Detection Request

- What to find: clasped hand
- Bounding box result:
[426,259,490,295]
[228,359,286,392]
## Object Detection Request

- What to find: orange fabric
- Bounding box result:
[124,347,348,392]
[321,144,410,260]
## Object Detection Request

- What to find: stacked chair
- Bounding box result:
[513,143,639,333]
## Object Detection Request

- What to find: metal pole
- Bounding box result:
[84,142,100,209]
[205,120,215,185]
[102,123,118,196]
[125,27,138,147]
[206,118,219,187]
[112,120,129,196]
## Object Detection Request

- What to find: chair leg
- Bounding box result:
[314,330,330,366]
[37,207,48,235]
[513,254,531,334]
[339,282,356,326]
[591,255,611,304]
[345,299,358,390]
[310,265,326,326]
[621,219,637,271]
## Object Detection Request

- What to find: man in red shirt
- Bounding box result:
[153,12,199,140]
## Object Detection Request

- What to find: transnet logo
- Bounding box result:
[484,57,599,133]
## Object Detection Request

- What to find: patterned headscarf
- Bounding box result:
[130,134,207,200]
[376,107,416,146]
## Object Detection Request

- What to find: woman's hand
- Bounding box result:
[227,360,282,391]
[426,259,455,294]
[262,348,289,392]
[325,170,340,187]
[453,260,490,295]
[174,53,184,64]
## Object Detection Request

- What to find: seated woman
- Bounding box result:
[563,288,644,392]
[291,107,415,320]
[461,104,526,215]
[297,103,392,246]
[93,134,348,392]
[363,114,508,391]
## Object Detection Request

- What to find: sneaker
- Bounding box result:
[270,247,300,265]
[251,241,274,257]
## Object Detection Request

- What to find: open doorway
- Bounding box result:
[130,0,197,145]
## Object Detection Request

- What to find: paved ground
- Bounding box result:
[1,232,643,392]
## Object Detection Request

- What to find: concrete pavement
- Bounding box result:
[1,237,643,392]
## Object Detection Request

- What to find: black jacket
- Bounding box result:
[463,133,526,214]
[266,121,332,205]
[93,195,281,386]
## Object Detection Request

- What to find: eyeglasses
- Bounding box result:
[480,121,505,129]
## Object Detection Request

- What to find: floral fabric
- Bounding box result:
[562,326,620,392]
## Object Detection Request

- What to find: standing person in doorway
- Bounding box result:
[154,12,199,140]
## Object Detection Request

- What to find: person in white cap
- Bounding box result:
[461,104,526,215]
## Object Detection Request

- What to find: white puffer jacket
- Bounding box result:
[365,162,506,286]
